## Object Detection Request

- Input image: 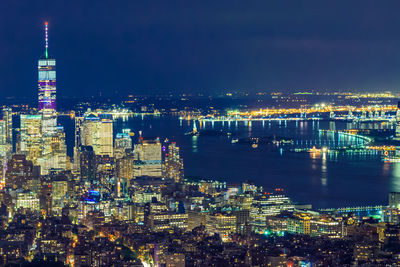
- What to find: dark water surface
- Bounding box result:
[60,115,399,209]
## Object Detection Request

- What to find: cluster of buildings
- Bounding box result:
[5,22,400,267]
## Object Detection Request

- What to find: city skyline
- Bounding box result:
[4,2,400,266]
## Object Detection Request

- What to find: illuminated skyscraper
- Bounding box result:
[77,113,113,157]
[38,22,56,113]
[133,137,162,177]
[396,102,400,140]
[19,115,43,164]
[114,129,132,159]
[2,107,12,146]
[164,142,184,182]
[0,120,6,157]
[38,126,67,174]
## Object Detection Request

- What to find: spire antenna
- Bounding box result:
[45,21,49,58]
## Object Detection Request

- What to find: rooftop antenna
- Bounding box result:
[44,21,49,58]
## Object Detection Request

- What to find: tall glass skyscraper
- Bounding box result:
[38,22,56,112]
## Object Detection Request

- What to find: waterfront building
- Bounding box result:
[250,194,295,232]
[287,213,311,235]
[310,216,343,238]
[133,137,162,177]
[114,129,132,159]
[77,114,114,157]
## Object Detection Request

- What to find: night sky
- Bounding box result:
[1,1,400,99]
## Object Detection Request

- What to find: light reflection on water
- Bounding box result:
[62,116,397,208]
[191,136,198,153]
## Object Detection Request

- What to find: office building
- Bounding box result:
[205,213,237,240]
[38,22,56,113]
[77,114,113,157]
[250,194,295,232]
[133,137,162,177]
[0,120,7,158]
[19,115,42,164]
[38,126,67,174]
[116,155,134,184]
[147,213,188,232]
[15,191,40,212]
[114,129,132,159]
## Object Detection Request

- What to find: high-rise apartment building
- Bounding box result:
[0,120,7,158]
[116,156,134,183]
[79,146,97,181]
[164,142,184,182]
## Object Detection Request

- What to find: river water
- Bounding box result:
[61,115,399,209]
